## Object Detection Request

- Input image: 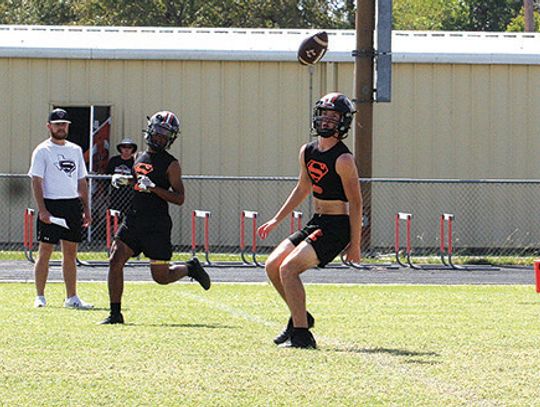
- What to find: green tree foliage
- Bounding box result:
[466,0,523,30]
[0,0,533,31]
[506,6,540,31]
[393,0,526,31]
[0,0,356,28]
[1,0,77,25]
[393,0,468,30]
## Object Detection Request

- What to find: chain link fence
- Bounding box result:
[2,174,540,260]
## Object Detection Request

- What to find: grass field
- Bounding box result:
[1,282,539,406]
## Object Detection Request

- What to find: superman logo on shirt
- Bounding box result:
[134,162,153,175]
[306,160,328,183]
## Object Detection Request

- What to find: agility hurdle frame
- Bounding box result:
[395,212,452,270]
[439,213,498,270]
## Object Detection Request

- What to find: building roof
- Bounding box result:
[1,25,539,64]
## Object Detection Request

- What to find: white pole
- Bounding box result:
[87,106,95,242]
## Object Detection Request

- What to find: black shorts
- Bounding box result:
[288,214,350,267]
[116,210,172,261]
[37,198,83,244]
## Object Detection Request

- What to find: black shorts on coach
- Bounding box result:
[288,214,350,267]
[37,198,83,244]
[116,210,172,261]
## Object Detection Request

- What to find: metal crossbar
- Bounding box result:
[395,212,452,270]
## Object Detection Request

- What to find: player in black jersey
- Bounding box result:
[100,111,211,325]
[258,93,362,349]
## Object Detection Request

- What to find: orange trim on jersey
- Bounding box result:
[134,162,154,175]
[308,229,323,241]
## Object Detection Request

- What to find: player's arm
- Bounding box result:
[146,160,185,206]
[31,176,51,224]
[78,177,92,227]
[337,153,362,263]
[258,145,311,239]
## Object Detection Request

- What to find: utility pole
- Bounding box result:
[524,0,535,32]
[354,0,375,252]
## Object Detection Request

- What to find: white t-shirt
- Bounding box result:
[28,139,88,199]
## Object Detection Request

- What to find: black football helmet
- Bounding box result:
[144,111,180,151]
[312,92,355,139]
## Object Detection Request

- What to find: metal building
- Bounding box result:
[1,25,539,178]
[1,26,539,252]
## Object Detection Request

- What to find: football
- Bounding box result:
[297,31,329,66]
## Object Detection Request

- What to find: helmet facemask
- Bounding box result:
[312,93,355,140]
[144,111,180,151]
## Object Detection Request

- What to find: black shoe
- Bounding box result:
[99,313,124,325]
[273,311,315,345]
[279,328,317,349]
[187,257,211,290]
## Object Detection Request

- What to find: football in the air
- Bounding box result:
[297,31,328,65]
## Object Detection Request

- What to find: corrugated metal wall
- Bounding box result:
[2,58,538,178]
[1,58,348,176]
[2,55,540,250]
[374,63,540,179]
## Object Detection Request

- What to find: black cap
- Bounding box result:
[48,108,71,124]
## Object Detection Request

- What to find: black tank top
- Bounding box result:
[304,140,351,201]
[131,150,177,215]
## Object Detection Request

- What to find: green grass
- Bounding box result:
[1,283,539,406]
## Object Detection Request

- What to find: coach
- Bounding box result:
[28,108,93,309]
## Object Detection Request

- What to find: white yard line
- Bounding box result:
[178,290,501,407]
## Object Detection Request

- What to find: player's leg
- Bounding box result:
[100,239,133,324]
[60,240,78,298]
[144,217,211,290]
[61,240,94,309]
[108,239,133,302]
[264,239,296,302]
[33,210,61,307]
[151,258,211,290]
[278,241,319,349]
[279,241,319,327]
[34,242,54,306]
[267,237,316,345]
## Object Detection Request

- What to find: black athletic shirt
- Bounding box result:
[131,150,177,216]
[304,140,351,201]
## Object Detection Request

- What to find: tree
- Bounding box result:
[466,0,523,31]
[0,0,356,29]
[393,0,469,30]
[506,6,540,31]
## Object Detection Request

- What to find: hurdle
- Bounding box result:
[106,209,121,251]
[240,210,264,267]
[191,209,259,267]
[440,213,498,270]
[395,212,452,270]
[23,208,35,263]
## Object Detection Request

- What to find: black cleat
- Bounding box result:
[187,257,211,290]
[279,328,317,349]
[99,313,124,325]
[273,311,315,345]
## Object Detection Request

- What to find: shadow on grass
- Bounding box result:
[332,346,441,364]
[138,323,236,329]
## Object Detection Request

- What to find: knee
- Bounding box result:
[265,257,281,278]
[151,274,169,285]
[109,252,126,271]
[279,261,299,283]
